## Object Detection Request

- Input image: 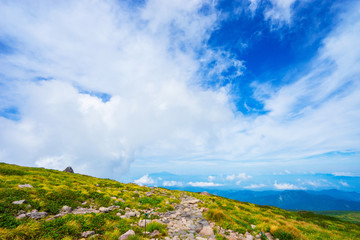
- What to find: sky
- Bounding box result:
[0,0,359,191]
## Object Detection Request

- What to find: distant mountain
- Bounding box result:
[309,189,360,202]
[168,187,360,211]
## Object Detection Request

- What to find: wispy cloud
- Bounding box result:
[274,181,306,190]
[162,181,183,187]
[339,181,349,187]
[226,173,252,181]
[188,182,223,187]
[244,184,267,189]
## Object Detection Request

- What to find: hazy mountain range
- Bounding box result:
[166,187,360,211]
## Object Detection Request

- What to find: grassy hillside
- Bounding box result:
[314,211,360,224]
[1,162,359,240]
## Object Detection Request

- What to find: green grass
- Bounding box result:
[314,211,360,224]
[1,162,360,240]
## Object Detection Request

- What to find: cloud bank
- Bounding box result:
[0,0,359,178]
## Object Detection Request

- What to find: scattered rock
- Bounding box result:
[125,211,136,218]
[61,205,72,214]
[99,207,111,213]
[72,207,99,215]
[149,230,160,237]
[18,184,33,188]
[200,191,211,196]
[82,230,95,238]
[16,214,26,219]
[199,225,214,236]
[119,229,135,240]
[138,219,152,227]
[27,211,48,219]
[89,234,101,239]
[12,199,26,204]
[63,166,74,173]
[251,224,256,229]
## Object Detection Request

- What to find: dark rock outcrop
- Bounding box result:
[63,166,74,173]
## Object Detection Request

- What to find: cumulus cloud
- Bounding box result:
[0,0,241,177]
[134,174,155,186]
[188,181,223,187]
[333,172,359,177]
[274,181,306,190]
[226,173,252,181]
[162,181,183,187]
[0,0,359,178]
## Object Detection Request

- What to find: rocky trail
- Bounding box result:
[152,194,276,240]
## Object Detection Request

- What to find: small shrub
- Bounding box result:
[0,168,27,176]
[139,197,161,206]
[146,222,166,234]
[206,209,227,222]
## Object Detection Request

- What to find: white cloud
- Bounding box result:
[333,172,359,177]
[134,174,155,186]
[0,0,241,178]
[274,181,306,190]
[264,0,297,26]
[244,184,267,189]
[248,0,260,15]
[188,181,223,187]
[339,181,349,187]
[162,181,183,187]
[208,176,216,181]
[226,173,252,181]
[0,0,359,178]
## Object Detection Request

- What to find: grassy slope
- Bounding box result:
[1,163,359,240]
[313,211,360,224]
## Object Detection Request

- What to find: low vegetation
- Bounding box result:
[1,162,359,239]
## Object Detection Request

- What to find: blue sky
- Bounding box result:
[0,0,359,191]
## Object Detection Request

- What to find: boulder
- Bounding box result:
[82,231,95,238]
[12,199,26,205]
[119,230,135,240]
[18,184,33,188]
[63,166,74,173]
[60,205,72,214]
